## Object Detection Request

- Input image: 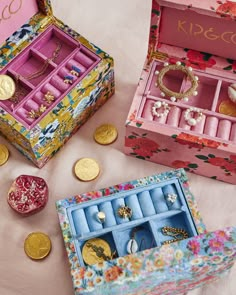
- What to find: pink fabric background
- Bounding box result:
[0,1,236,294]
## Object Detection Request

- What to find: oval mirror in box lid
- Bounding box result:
[0,0,52,65]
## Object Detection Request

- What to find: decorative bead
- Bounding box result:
[188,67,193,71]
[183,97,189,102]
[155,83,158,87]
[164,62,169,67]
[170,96,176,102]
[161,92,166,97]
[193,91,198,96]
[188,118,197,126]
[176,61,181,66]
[155,70,159,75]
[194,76,199,81]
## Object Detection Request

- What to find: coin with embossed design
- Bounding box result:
[0,75,16,100]
[82,238,111,265]
[74,158,100,181]
[219,100,236,117]
[24,232,51,260]
[0,144,9,166]
[94,124,118,145]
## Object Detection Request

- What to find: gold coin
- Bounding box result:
[74,158,100,181]
[24,232,51,260]
[82,238,111,266]
[219,100,236,117]
[0,144,9,166]
[94,124,118,145]
[0,75,16,100]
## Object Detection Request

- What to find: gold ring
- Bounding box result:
[96,211,106,223]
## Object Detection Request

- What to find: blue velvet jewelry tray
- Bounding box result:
[56,169,236,295]
[66,177,198,266]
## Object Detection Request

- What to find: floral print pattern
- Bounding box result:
[196,154,236,176]
[125,133,170,160]
[56,170,236,294]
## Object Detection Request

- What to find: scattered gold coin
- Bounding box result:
[0,144,9,166]
[24,232,51,260]
[94,123,118,145]
[74,158,100,181]
[82,238,111,265]
[219,100,236,117]
[0,75,16,100]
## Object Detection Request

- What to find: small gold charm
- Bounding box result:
[27,105,47,119]
[44,91,55,104]
[117,206,132,219]
[39,104,47,113]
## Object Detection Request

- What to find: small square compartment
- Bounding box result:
[11,50,55,86]
[146,61,184,98]
[34,26,78,65]
[150,212,197,246]
[216,81,236,119]
[180,74,219,110]
[78,232,117,267]
[113,222,157,257]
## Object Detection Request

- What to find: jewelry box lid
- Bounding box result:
[0,0,52,66]
[149,0,236,67]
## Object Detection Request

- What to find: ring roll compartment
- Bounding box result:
[125,194,143,220]
[162,184,181,210]
[98,202,117,228]
[85,205,104,232]
[71,209,90,236]
[150,187,169,213]
[137,191,156,217]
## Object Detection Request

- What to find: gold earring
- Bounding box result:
[44,91,55,104]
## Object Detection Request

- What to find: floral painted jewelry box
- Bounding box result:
[0,0,114,168]
[56,169,236,295]
[125,0,236,184]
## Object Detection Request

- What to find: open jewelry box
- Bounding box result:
[125,0,236,184]
[56,169,236,295]
[0,0,114,167]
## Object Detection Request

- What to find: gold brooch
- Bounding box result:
[27,105,47,119]
[44,91,55,104]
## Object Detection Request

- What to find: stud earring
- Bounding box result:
[43,91,55,104]
[166,193,177,204]
[184,107,203,126]
[27,105,47,119]
[70,66,81,77]
[64,75,74,84]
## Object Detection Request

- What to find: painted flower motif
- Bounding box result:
[84,269,95,280]
[210,255,223,265]
[93,275,104,285]
[154,255,165,268]
[216,1,236,18]
[175,249,184,261]
[187,239,201,255]
[186,50,216,70]
[208,157,228,166]
[127,256,143,274]
[190,257,203,266]
[209,238,224,252]
[215,230,230,242]
[172,160,191,169]
[104,266,123,282]
[145,259,155,271]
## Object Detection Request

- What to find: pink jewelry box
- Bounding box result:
[0,0,114,168]
[125,0,236,184]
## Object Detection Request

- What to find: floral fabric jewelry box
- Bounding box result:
[56,169,236,295]
[0,0,114,168]
[125,0,236,184]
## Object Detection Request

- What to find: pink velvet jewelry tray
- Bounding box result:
[125,0,236,184]
[0,0,115,167]
[0,25,100,128]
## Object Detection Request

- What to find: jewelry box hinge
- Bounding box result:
[40,15,55,30]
